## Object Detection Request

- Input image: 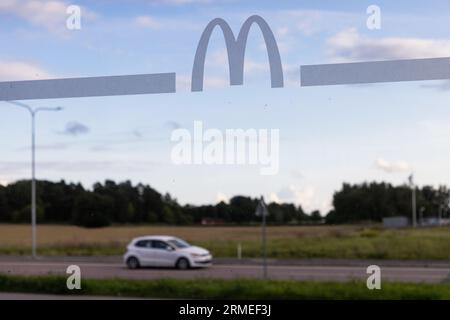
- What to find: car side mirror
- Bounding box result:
[167,246,175,251]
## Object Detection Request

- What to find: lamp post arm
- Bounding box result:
[2,101,62,259]
[5,100,34,115]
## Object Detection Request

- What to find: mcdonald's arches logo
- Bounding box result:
[3,14,450,101]
[191,15,284,92]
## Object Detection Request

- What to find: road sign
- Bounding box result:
[255,197,268,278]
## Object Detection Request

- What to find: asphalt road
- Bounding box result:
[0,258,449,283]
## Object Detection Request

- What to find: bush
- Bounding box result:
[0,275,449,299]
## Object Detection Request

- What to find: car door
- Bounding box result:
[134,240,156,266]
[151,240,177,267]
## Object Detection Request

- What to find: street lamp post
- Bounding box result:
[5,101,62,259]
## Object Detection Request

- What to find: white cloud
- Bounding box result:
[216,192,228,203]
[284,9,357,37]
[276,26,289,38]
[205,49,271,76]
[272,185,317,212]
[176,74,228,92]
[270,185,332,213]
[375,158,411,173]
[199,48,286,87]
[134,15,161,29]
[0,178,9,186]
[176,74,191,91]
[0,60,53,81]
[202,77,229,89]
[327,28,450,62]
[0,0,96,32]
[196,47,300,88]
[319,200,333,215]
[287,10,328,36]
[269,192,281,204]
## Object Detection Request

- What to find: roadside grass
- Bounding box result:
[0,274,449,299]
[0,224,449,260]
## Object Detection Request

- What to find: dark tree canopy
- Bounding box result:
[2,180,442,227]
[326,182,450,224]
[0,180,310,228]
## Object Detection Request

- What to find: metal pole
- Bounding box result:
[237,243,242,260]
[412,186,417,228]
[4,101,62,259]
[261,197,267,279]
[31,112,36,259]
[409,174,417,228]
[419,207,425,227]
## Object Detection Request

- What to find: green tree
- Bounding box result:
[72,193,114,228]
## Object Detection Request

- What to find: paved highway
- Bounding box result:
[0,258,448,283]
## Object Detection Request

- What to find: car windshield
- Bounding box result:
[167,238,191,248]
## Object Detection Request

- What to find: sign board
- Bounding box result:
[1,15,450,101]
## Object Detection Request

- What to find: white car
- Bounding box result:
[123,235,213,269]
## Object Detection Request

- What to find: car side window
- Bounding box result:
[151,240,172,250]
[135,240,151,248]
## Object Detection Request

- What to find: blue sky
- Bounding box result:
[2,0,450,213]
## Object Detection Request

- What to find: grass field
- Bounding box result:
[0,274,449,299]
[0,224,450,260]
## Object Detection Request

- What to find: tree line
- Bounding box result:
[0,180,447,227]
[327,182,450,224]
[0,180,315,227]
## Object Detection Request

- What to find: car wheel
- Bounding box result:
[176,258,190,270]
[127,257,140,269]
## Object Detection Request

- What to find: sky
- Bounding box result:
[2,0,450,213]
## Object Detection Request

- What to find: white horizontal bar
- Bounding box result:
[301,57,450,86]
[0,73,176,100]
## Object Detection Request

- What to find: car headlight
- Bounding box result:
[191,253,208,258]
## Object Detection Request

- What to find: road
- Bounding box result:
[0,257,449,283]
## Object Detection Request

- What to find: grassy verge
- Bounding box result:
[2,236,450,260]
[1,225,449,260]
[0,274,449,299]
